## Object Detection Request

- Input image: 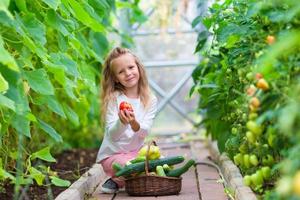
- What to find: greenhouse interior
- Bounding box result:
[0,0,299,199]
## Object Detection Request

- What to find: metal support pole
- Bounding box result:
[149,79,196,125]
[156,69,193,113]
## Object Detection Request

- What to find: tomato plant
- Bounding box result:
[191,0,300,198]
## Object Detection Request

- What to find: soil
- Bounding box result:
[0,148,99,200]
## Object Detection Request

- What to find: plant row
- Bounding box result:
[191,0,300,199]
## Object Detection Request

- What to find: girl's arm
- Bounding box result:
[135,96,158,138]
[105,101,128,141]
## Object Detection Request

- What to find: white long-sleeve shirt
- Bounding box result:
[96,92,158,163]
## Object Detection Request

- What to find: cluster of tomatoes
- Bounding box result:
[231,70,277,192]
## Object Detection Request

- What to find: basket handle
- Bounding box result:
[145,140,157,176]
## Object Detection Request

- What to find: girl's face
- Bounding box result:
[111,53,140,90]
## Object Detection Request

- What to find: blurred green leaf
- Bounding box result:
[0,73,8,93]
[29,167,45,186]
[42,0,61,10]
[0,93,15,111]
[24,69,54,95]
[0,36,19,72]
[37,119,63,142]
[50,176,71,187]
[31,146,56,162]
[63,104,79,127]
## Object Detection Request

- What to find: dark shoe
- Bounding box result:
[100,178,119,193]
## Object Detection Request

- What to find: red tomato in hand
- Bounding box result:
[119,101,133,112]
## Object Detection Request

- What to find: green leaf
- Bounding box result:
[63,104,79,127]
[37,119,63,142]
[26,112,37,122]
[194,31,209,53]
[42,0,61,10]
[0,0,9,8]
[89,32,109,59]
[217,23,248,43]
[29,167,45,186]
[0,0,13,19]
[67,0,106,33]
[47,10,71,36]
[43,60,67,87]
[116,1,132,9]
[65,78,78,100]
[0,36,19,72]
[24,69,54,95]
[0,168,16,181]
[14,13,48,59]
[50,176,71,187]
[202,17,212,29]
[2,77,30,114]
[38,95,66,118]
[31,146,56,162]
[15,0,28,12]
[225,34,240,48]
[11,114,31,137]
[78,63,97,94]
[192,16,202,28]
[22,13,47,46]
[12,177,33,185]
[0,93,15,111]
[0,73,8,93]
[49,53,79,78]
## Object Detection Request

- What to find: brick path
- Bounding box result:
[89,139,228,200]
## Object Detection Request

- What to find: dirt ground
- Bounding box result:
[0,148,98,200]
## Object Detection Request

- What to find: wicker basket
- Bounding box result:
[125,141,182,196]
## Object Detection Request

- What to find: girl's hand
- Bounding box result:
[118,110,135,124]
[118,110,140,131]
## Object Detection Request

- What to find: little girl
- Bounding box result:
[96,47,157,193]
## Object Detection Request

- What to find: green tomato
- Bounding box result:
[244,154,250,169]
[267,155,274,165]
[249,155,259,166]
[243,175,252,186]
[242,113,247,121]
[239,143,248,154]
[246,72,253,81]
[234,153,243,166]
[246,131,256,143]
[267,132,275,148]
[251,172,263,187]
[262,155,274,166]
[246,121,262,136]
[249,113,258,120]
[231,127,238,135]
[261,166,271,180]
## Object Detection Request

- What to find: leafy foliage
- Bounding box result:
[192,0,300,198]
[0,0,149,196]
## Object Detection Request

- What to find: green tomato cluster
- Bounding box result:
[244,166,271,191]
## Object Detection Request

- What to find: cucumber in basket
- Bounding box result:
[115,156,184,177]
[112,162,123,172]
[166,159,196,177]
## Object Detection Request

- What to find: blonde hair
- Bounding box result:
[101,47,151,119]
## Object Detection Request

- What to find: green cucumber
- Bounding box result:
[166,159,195,177]
[130,156,146,164]
[112,162,123,172]
[115,156,184,177]
[163,164,171,172]
[156,165,166,176]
